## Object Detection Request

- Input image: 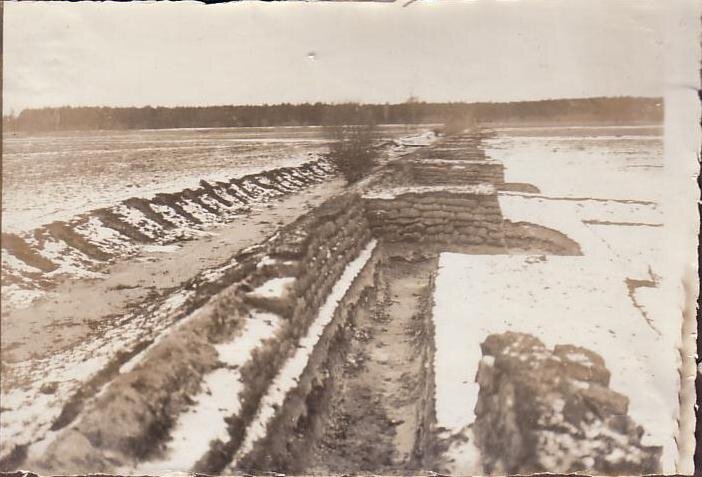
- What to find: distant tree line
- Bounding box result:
[3,97,662,133]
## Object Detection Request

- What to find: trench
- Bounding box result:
[221,187,583,474]
[227,223,580,474]
[302,247,438,473]
[233,243,440,474]
[13,130,588,475]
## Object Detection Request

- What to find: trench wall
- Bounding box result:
[232,245,382,473]
[364,191,505,247]
[26,191,374,475]
[408,160,505,186]
[409,265,439,468]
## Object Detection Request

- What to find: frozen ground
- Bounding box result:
[433,126,681,473]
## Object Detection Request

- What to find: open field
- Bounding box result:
[2,125,429,233]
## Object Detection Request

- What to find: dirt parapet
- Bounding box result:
[93,209,154,243]
[199,180,235,207]
[2,159,337,311]
[473,331,662,475]
[45,221,113,261]
[180,188,221,215]
[122,197,177,229]
[1,233,58,273]
[503,220,582,255]
[151,192,203,224]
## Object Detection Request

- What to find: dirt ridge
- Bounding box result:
[1,159,337,312]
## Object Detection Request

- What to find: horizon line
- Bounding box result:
[4,95,664,117]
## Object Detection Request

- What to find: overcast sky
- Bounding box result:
[3,0,667,114]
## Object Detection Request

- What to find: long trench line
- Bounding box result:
[289,246,440,474]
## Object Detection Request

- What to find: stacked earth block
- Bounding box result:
[362,131,507,248]
[28,192,374,474]
[473,332,662,475]
[362,186,504,247]
[407,132,505,187]
[240,192,373,326]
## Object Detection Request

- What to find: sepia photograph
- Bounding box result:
[0,1,699,475]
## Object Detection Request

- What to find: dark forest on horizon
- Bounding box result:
[3,97,662,133]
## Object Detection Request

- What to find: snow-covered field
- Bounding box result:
[433,126,682,473]
[2,125,428,233]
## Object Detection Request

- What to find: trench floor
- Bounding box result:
[303,251,437,473]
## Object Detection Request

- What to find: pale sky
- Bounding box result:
[3,0,667,114]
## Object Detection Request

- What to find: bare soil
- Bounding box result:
[0,179,343,364]
[300,248,438,473]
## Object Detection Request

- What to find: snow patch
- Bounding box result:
[363,184,495,200]
[1,284,45,310]
[215,312,281,367]
[2,250,43,274]
[142,244,181,254]
[130,311,281,474]
[432,253,680,473]
[249,277,296,299]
